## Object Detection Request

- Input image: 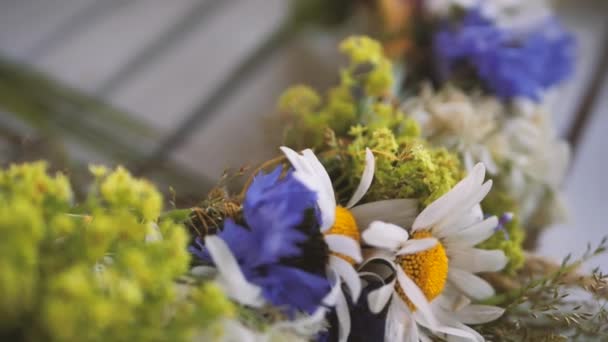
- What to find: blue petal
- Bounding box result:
[254,264,331,317]
[189,165,331,316]
[433,9,575,101]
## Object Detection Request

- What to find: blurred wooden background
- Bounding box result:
[0,0,606,269]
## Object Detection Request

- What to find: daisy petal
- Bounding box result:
[351,199,419,231]
[404,307,420,342]
[433,308,485,342]
[280,146,312,174]
[435,325,481,342]
[436,286,471,312]
[325,235,362,263]
[479,146,498,175]
[280,146,336,232]
[396,238,438,256]
[448,268,495,300]
[329,255,362,300]
[302,149,337,231]
[443,216,498,248]
[367,281,395,313]
[362,221,410,251]
[346,148,375,208]
[385,299,408,342]
[204,236,263,307]
[453,304,505,325]
[323,269,343,307]
[419,332,433,342]
[453,180,493,221]
[449,248,508,273]
[302,149,334,199]
[274,305,328,336]
[396,267,439,328]
[413,163,485,231]
[335,288,351,342]
[414,309,481,342]
[434,180,492,236]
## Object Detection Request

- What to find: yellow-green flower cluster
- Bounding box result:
[277,36,463,208]
[0,162,233,341]
[339,36,393,97]
[278,36,396,148]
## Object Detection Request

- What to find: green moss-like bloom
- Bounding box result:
[478,188,526,273]
[347,127,462,207]
[0,162,233,341]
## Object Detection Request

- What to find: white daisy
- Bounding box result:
[361,163,507,341]
[281,146,420,342]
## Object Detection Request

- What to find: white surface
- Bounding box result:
[174,33,346,179]
[34,0,203,93]
[539,72,608,271]
[0,0,98,58]
[109,0,288,135]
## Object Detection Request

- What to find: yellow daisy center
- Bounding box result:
[324,206,360,264]
[395,230,448,310]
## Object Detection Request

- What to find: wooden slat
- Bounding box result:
[95,0,228,97]
[109,0,288,135]
[34,0,205,93]
[0,0,98,58]
[172,34,345,179]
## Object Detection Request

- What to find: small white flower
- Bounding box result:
[362,163,507,341]
[492,105,570,224]
[403,85,500,174]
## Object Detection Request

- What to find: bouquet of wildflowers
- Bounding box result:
[1,1,607,341]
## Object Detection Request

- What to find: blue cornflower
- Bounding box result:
[190,166,331,317]
[433,9,575,101]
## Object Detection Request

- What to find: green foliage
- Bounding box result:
[275,36,463,208]
[278,36,398,149]
[347,126,462,207]
[339,36,394,97]
[0,162,233,341]
[278,85,327,148]
[479,238,608,341]
[479,188,526,273]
